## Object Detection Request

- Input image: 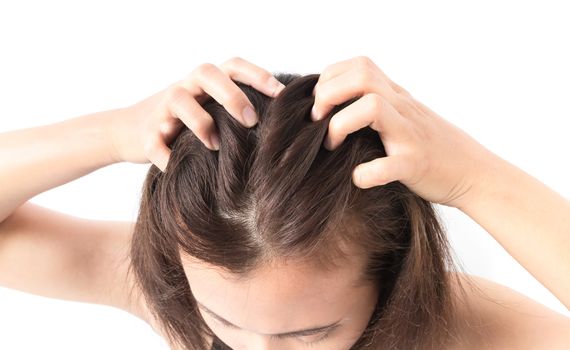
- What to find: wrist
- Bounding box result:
[98,107,128,164]
[455,151,513,214]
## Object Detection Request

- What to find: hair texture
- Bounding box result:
[127,73,480,350]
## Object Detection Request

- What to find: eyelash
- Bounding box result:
[301,332,331,346]
[216,317,236,328]
[215,317,332,346]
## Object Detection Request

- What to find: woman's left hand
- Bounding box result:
[311,56,498,209]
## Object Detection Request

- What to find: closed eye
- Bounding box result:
[300,331,331,346]
[211,314,336,343]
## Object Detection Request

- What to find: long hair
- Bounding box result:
[127,73,479,349]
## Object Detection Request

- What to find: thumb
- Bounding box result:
[352,155,412,189]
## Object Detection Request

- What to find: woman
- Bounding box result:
[0,56,568,349]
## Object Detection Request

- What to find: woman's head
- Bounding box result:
[128,73,472,349]
[180,236,378,349]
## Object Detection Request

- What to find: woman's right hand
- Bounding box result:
[105,57,286,172]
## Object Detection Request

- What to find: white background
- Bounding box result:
[1,1,569,349]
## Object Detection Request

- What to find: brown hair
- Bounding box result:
[127,73,478,349]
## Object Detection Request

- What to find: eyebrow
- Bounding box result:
[196,301,341,337]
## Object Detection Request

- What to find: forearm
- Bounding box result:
[0,109,121,222]
[459,153,570,310]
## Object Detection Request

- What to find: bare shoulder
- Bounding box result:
[448,271,570,350]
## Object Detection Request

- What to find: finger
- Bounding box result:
[323,93,409,151]
[312,68,396,121]
[313,57,359,96]
[167,86,219,151]
[313,56,404,99]
[219,57,286,97]
[144,132,171,173]
[184,63,258,128]
[352,154,413,189]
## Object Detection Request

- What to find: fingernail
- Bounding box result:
[311,105,320,121]
[210,133,220,150]
[243,105,257,127]
[271,79,286,96]
[353,167,363,187]
[323,136,332,150]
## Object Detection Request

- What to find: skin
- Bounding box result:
[179,241,378,350]
[103,57,286,172]
[1,56,569,349]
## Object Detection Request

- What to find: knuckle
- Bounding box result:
[227,56,245,65]
[260,71,275,84]
[370,163,389,184]
[194,63,218,78]
[180,110,211,135]
[165,85,187,106]
[314,85,330,105]
[223,89,245,106]
[192,122,211,139]
[354,69,372,88]
[319,68,334,82]
[369,172,385,185]
[355,55,373,67]
[221,56,244,69]
[366,93,383,112]
[328,115,344,136]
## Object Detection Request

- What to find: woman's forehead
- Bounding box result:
[183,254,377,336]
